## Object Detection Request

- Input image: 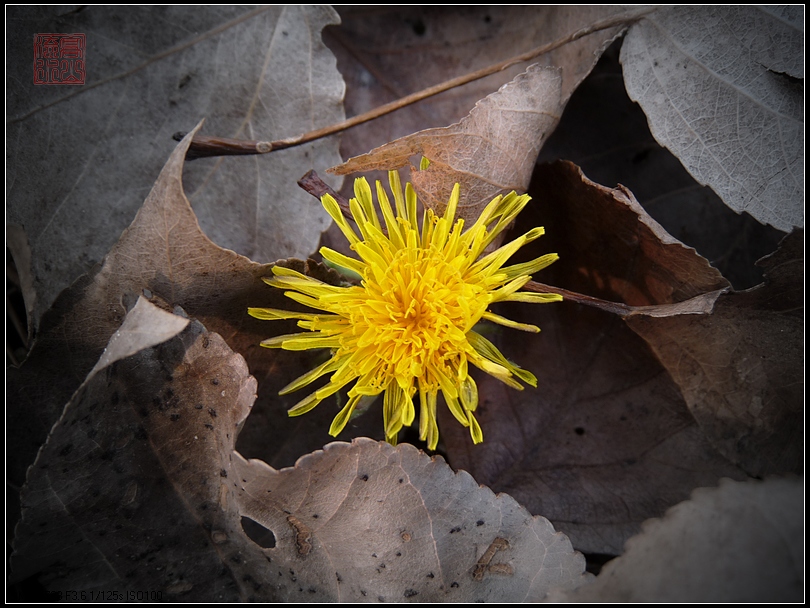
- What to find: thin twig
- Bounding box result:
[181,9,654,159]
[297,170,353,221]
[526,281,727,318]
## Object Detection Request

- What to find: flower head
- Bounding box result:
[249,171,561,449]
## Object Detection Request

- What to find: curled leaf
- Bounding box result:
[621,6,804,231]
[6,125,356,495]
[441,161,746,555]
[626,231,804,476]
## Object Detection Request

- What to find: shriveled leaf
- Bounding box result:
[549,477,803,602]
[626,231,804,476]
[532,161,730,305]
[330,65,563,222]
[620,6,804,231]
[328,6,639,172]
[7,6,344,331]
[6,126,372,495]
[440,162,746,555]
[13,306,589,601]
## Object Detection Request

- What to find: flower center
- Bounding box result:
[344,244,488,388]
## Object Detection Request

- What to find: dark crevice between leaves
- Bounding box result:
[6,249,30,367]
[584,553,617,576]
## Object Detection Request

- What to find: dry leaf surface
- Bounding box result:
[88,295,189,375]
[7,6,344,331]
[621,6,804,231]
[11,309,257,600]
[626,231,804,477]
[12,300,590,601]
[236,441,590,602]
[440,162,746,555]
[549,477,804,602]
[331,65,563,222]
[6,127,369,493]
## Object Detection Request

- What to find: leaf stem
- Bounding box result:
[180,9,654,159]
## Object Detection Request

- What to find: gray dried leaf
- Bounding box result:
[7,6,344,331]
[235,440,590,602]
[620,6,804,231]
[549,477,803,602]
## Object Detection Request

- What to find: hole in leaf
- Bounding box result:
[241,516,276,548]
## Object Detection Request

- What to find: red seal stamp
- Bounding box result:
[33,33,86,85]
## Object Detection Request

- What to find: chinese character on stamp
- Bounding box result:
[33,33,86,85]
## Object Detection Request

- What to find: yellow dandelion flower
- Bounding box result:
[249,171,561,449]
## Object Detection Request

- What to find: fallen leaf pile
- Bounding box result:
[7,6,803,602]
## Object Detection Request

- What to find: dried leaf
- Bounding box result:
[330,64,563,222]
[532,161,730,306]
[440,162,746,555]
[7,6,344,330]
[6,224,37,340]
[12,313,260,599]
[620,6,804,231]
[625,231,804,476]
[236,441,590,601]
[6,126,362,494]
[549,477,804,602]
[12,304,590,601]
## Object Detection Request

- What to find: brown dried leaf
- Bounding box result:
[550,477,803,602]
[6,125,370,493]
[533,161,730,305]
[330,64,564,222]
[625,231,804,476]
[440,161,746,555]
[11,311,261,599]
[12,303,590,601]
